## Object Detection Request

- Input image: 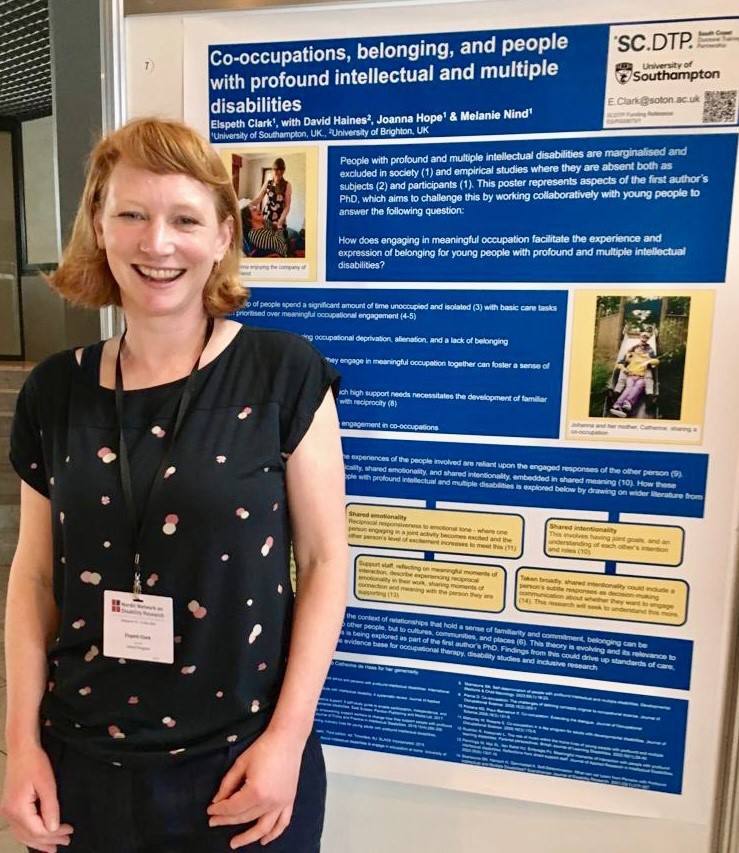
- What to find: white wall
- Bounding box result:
[323,773,710,852]
[21,115,60,265]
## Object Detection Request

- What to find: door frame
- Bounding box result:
[0,116,26,360]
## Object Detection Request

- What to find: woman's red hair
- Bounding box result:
[49,117,247,315]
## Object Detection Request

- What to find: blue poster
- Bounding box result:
[191,7,739,817]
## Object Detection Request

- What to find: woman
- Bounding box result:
[1,118,347,852]
[609,331,659,418]
[251,158,292,235]
[240,200,289,259]
[245,159,293,258]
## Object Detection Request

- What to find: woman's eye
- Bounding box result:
[177,216,200,227]
[118,211,143,220]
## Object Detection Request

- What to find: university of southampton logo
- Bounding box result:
[111,598,121,613]
[615,62,633,84]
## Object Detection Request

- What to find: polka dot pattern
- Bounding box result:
[261,536,274,557]
[187,600,207,619]
[10,326,338,763]
[162,513,179,535]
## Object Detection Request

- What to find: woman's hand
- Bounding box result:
[1,744,74,852]
[207,728,305,848]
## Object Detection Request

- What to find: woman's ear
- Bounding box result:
[218,214,234,254]
[93,206,105,249]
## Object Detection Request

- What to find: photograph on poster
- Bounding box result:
[589,295,689,421]
[220,146,318,280]
[567,289,713,443]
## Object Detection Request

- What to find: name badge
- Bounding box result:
[103,590,174,664]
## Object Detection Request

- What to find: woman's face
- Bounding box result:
[273,164,285,181]
[93,160,232,321]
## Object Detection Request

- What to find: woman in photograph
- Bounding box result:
[251,158,292,236]
[2,117,347,852]
[609,331,659,418]
[240,200,289,258]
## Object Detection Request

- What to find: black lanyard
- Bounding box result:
[114,316,214,593]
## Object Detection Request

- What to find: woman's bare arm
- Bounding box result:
[1,481,74,850]
[251,181,269,210]
[276,182,292,230]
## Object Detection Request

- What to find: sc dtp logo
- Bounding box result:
[111,598,121,613]
[615,62,633,84]
[616,31,693,52]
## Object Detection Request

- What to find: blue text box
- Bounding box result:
[317,660,688,792]
[342,437,708,518]
[208,24,608,143]
[327,134,737,283]
[338,607,692,689]
[236,289,567,439]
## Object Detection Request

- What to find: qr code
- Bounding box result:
[702,90,738,124]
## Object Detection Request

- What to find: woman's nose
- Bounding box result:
[139,219,174,255]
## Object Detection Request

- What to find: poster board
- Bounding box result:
[123,0,739,849]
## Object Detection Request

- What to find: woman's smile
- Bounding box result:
[133,264,186,283]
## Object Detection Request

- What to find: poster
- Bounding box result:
[184,3,739,823]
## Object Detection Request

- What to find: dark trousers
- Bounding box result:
[32,729,326,852]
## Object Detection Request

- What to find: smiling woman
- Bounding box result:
[1,118,347,853]
[48,118,245,316]
[92,163,233,322]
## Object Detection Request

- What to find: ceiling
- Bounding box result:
[0,0,51,120]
